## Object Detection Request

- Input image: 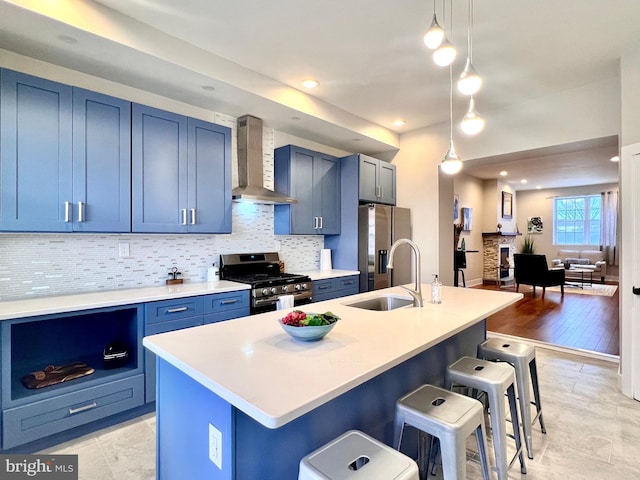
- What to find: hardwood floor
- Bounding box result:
[473,282,619,356]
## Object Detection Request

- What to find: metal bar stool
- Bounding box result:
[446,356,527,480]
[478,338,546,459]
[298,430,419,480]
[393,384,491,480]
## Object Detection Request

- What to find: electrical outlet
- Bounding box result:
[209,423,222,469]
[118,242,130,258]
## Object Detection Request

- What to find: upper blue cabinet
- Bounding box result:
[274,145,340,235]
[355,154,396,205]
[132,105,231,233]
[0,70,131,232]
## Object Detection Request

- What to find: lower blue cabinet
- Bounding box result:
[312,275,359,303]
[3,375,144,449]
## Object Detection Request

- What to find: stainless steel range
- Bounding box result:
[220,252,312,314]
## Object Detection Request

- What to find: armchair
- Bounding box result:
[514,254,565,299]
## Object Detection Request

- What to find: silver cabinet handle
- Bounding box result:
[220,299,239,305]
[77,202,84,222]
[379,186,384,198]
[64,201,71,222]
[313,217,318,229]
[190,208,196,225]
[167,306,188,313]
[319,216,323,229]
[69,402,97,415]
[181,209,187,225]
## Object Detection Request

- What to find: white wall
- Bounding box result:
[453,174,484,285]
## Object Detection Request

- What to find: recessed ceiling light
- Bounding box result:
[352,138,361,142]
[302,79,319,89]
[201,85,216,92]
[536,185,542,189]
[520,179,528,184]
[57,34,78,44]
[610,155,620,162]
[499,170,508,176]
[393,119,406,126]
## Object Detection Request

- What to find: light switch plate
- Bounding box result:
[209,423,222,469]
[118,242,130,258]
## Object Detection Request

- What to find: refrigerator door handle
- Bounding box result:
[378,249,388,273]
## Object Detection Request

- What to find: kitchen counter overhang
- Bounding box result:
[143,285,522,429]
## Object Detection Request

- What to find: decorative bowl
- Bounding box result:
[277,317,337,342]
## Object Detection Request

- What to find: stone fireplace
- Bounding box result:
[482,232,520,284]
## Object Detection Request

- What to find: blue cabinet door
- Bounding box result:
[0,69,73,231]
[314,153,341,234]
[73,89,131,232]
[132,104,188,233]
[187,118,232,233]
[377,161,396,205]
[358,155,379,203]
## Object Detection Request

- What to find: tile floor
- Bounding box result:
[39,344,640,480]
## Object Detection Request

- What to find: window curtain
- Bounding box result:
[601,189,618,266]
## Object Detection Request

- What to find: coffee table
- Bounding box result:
[565,267,594,289]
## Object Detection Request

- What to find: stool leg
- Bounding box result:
[513,361,534,459]
[487,387,509,480]
[393,419,405,450]
[529,358,547,434]
[475,422,491,480]
[440,434,467,480]
[507,384,527,474]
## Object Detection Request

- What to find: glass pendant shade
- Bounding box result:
[433,37,457,66]
[424,14,445,49]
[457,57,482,95]
[460,97,485,135]
[440,141,462,174]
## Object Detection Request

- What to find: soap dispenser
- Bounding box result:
[430,274,442,304]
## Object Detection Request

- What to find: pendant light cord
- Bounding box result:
[449,63,453,143]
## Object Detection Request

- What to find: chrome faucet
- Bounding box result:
[386,238,423,307]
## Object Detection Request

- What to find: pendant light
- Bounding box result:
[460,96,485,135]
[424,0,445,49]
[457,0,481,95]
[433,0,456,67]
[441,64,462,174]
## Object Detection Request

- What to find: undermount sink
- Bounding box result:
[344,295,414,311]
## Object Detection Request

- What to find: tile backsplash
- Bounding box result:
[0,115,324,301]
[0,204,323,301]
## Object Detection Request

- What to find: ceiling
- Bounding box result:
[0,0,634,189]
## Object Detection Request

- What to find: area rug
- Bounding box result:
[548,284,618,296]
[516,284,617,296]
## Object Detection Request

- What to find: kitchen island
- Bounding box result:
[143,285,522,479]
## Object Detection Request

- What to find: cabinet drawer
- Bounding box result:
[336,276,358,292]
[3,374,144,449]
[146,316,202,336]
[202,291,250,314]
[145,297,204,324]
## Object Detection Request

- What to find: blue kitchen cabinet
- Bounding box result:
[132,104,232,233]
[312,275,359,303]
[0,70,132,232]
[274,145,340,235]
[72,88,132,232]
[352,154,397,205]
[0,69,73,231]
[144,291,249,403]
[1,305,144,449]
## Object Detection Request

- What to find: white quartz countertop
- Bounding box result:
[298,269,360,280]
[0,281,250,321]
[143,285,523,429]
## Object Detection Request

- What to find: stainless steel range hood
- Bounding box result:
[232,115,297,204]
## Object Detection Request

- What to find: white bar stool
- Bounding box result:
[478,338,546,459]
[298,430,419,480]
[446,356,527,480]
[393,384,491,480]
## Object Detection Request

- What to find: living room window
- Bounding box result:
[553,195,601,245]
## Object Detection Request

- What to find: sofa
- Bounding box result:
[551,249,607,282]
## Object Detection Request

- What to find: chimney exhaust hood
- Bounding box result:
[232,115,297,205]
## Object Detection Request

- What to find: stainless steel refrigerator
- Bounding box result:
[358,204,412,292]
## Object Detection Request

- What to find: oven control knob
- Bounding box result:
[301,283,308,290]
[282,285,289,293]
[270,287,278,295]
[261,288,269,296]
[294,284,301,291]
